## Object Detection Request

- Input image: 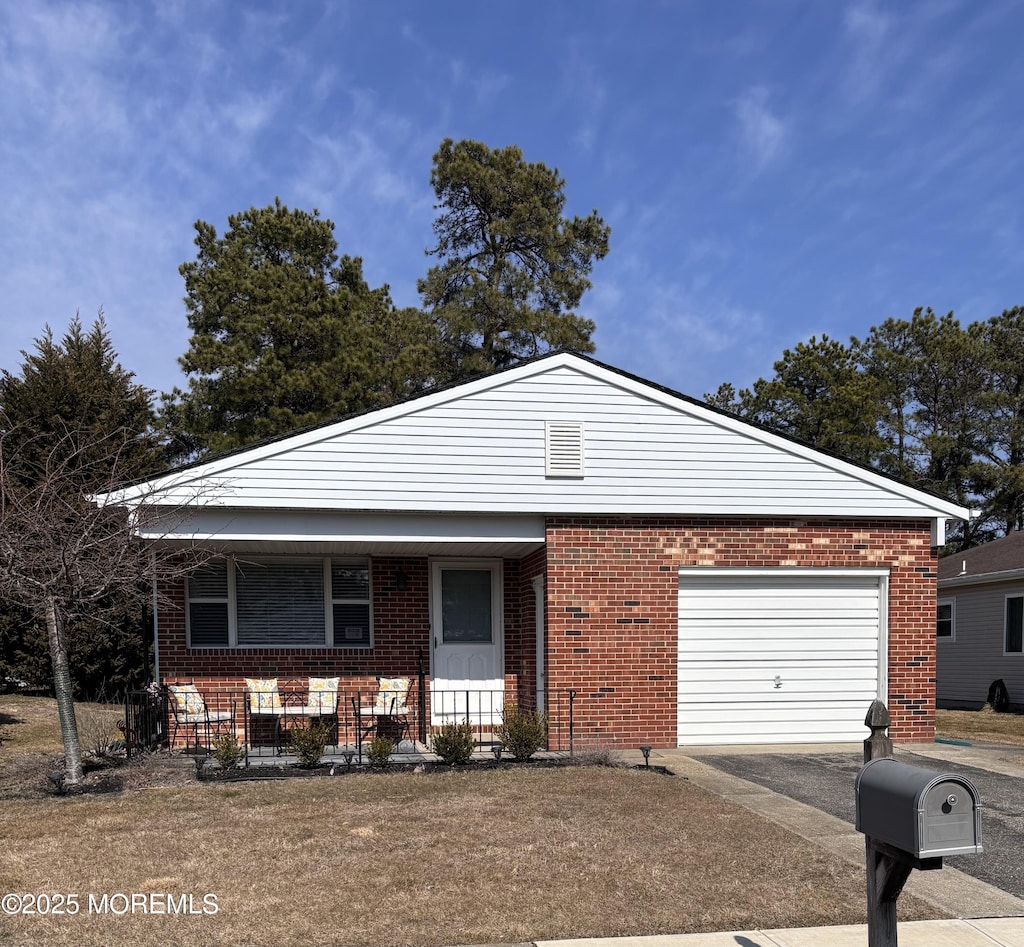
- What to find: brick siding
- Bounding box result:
[544,516,937,748]
[159,517,937,749]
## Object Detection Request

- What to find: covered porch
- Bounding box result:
[142,509,558,759]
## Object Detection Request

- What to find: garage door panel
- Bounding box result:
[679,672,878,692]
[682,624,878,640]
[678,687,878,702]
[680,700,878,721]
[678,571,885,745]
[680,638,878,656]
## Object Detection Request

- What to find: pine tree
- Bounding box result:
[162,199,436,458]
[418,139,610,381]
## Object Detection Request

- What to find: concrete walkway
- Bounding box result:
[532,743,1024,947]
[536,917,1024,946]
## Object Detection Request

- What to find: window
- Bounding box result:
[331,560,371,647]
[185,557,371,649]
[936,599,955,640]
[186,561,230,647]
[1006,595,1023,654]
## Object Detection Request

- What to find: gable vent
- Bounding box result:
[545,421,585,478]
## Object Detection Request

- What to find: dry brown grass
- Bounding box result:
[936,708,1024,746]
[0,696,942,947]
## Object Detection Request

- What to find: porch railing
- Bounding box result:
[128,682,576,763]
[123,686,169,758]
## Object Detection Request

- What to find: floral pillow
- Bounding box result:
[375,677,410,712]
[307,677,340,714]
[168,683,206,716]
[245,678,282,714]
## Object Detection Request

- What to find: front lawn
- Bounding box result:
[0,696,941,946]
[936,707,1024,746]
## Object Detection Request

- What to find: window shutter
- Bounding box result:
[545,421,585,478]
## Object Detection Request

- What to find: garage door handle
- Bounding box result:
[773,676,783,689]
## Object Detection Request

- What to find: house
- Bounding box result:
[101,353,969,748]
[937,531,1024,709]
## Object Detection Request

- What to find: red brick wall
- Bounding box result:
[159,555,532,745]
[159,557,430,693]
[159,519,937,749]
[544,516,938,748]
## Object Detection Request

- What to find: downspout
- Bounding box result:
[150,550,160,683]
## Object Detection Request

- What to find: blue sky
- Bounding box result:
[1,1,1021,404]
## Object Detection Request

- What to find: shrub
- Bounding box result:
[211,733,242,770]
[432,719,475,765]
[76,702,124,759]
[287,720,329,768]
[367,735,395,770]
[496,703,547,761]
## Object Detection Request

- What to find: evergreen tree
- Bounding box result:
[719,335,886,465]
[972,307,1024,536]
[0,314,159,488]
[162,199,436,458]
[418,138,610,380]
[0,314,163,782]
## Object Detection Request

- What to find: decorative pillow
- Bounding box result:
[245,678,282,714]
[168,683,206,716]
[307,677,340,714]
[375,677,410,712]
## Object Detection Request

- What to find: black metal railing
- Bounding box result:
[123,685,169,757]
[137,680,576,764]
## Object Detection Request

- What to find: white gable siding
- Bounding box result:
[119,359,967,520]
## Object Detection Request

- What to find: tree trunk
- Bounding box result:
[46,596,83,784]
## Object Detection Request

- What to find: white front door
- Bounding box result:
[430,559,504,724]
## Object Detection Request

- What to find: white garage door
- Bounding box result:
[677,569,888,745]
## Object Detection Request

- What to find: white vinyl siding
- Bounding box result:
[185,557,371,649]
[126,360,968,522]
[677,570,886,745]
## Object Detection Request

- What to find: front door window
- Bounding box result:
[441,569,493,643]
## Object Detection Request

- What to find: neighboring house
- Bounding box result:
[937,531,1024,708]
[100,353,969,747]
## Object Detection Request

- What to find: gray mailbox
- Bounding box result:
[855,757,982,858]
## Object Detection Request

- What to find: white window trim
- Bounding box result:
[186,556,372,650]
[937,597,955,642]
[1005,593,1024,656]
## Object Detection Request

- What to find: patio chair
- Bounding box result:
[244,677,285,751]
[283,676,341,743]
[352,677,412,746]
[167,683,234,751]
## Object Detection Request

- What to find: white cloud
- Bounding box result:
[733,86,788,172]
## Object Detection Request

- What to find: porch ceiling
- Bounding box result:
[139,509,546,560]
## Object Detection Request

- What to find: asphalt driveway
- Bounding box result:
[700,749,1024,900]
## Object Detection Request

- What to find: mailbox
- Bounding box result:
[855,758,982,858]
